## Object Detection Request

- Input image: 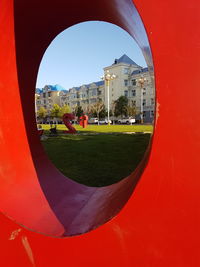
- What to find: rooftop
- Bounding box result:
[113,54,140,66]
[132,67,148,75]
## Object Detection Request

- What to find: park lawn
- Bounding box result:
[40,124,153,134]
[41,133,151,187]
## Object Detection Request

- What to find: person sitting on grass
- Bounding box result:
[50,124,57,135]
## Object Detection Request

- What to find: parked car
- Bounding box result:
[117,117,136,124]
[88,118,98,124]
[99,119,112,124]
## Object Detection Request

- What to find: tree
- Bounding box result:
[37,107,47,123]
[84,105,93,117]
[126,104,137,117]
[99,105,107,119]
[74,105,83,118]
[59,104,71,118]
[114,96,128,118]
[50,104,61,124]
[90,101,105,124]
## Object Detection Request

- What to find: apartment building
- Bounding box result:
[36,54,155,123]
[102,54,155,122]
[128,68,155,122]
[36,85,66,114]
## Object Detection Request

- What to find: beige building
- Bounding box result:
[103,54,141,108]
[102,54,155,122]
[36,54,155,122]
[36,85,63,114]
[59,81,104,113]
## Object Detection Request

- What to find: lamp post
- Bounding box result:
[101,70,116,125]
[137,75,147,124]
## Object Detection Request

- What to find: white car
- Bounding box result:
[99,119,112,124]
[118,117,136,124]
[88,118,98,124]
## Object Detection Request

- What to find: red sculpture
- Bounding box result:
[1,0,200,266]
[38,129,44,137]
[62,113,77,134]
[37,125,44,137]
[79,114,88,128]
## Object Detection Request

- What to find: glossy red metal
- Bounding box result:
[79,115,88,128]
[63,113,77,134]
[1,0,200,266]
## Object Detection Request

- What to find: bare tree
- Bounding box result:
[126,104,137,117]
[90,101,105,125]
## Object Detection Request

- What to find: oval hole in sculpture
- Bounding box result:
[35,21,155,187]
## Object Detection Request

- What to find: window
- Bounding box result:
[92,89,96,96]
[43,93,46,98]
[124,90,128,97]
[124,68,129,74]
[132,89,136,97]
[132,79,136,86]
[151,98,154,105]
[143,111,146,118]
[132,100,136,106]
[124,79,128,86]
[43,100,46,104]
[143,88,146,96]
[150,110,154,117]
[143,99,146,106]
[48,92,51,97]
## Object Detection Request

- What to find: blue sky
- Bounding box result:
[36,21,147,90]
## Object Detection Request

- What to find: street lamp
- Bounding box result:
[101,70,116,125]
[137,75,147,124]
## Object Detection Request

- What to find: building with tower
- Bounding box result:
[35,54,155,123]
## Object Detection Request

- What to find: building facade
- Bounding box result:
[36,85,61,111]
[35,54,155,123]
[103,54,155,123]
[64,81,105,113]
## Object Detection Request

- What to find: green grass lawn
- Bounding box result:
[41,132,152,187]
[40,123,153,134]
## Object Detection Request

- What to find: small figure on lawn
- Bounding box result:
[50,124,58,135]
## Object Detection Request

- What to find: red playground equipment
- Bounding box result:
[1,0,200,266]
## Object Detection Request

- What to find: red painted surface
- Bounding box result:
[0,0,200,266]
[79,115,88,128]
[38,130,44,137]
